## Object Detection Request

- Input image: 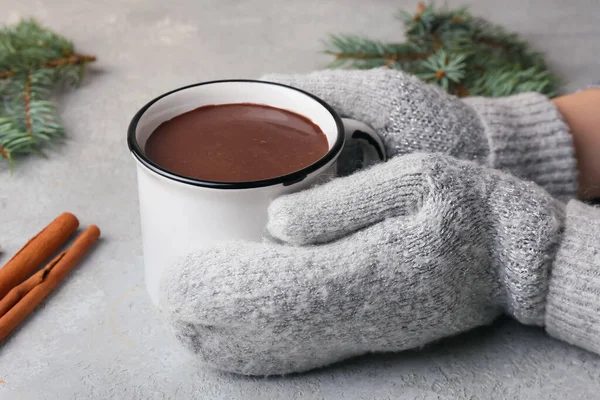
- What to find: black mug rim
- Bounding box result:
[127,79,345,189]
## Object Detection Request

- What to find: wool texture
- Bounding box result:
[159,154,596,376]
[263,69,577,201]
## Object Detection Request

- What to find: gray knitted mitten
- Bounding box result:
[160,153,585,376]
[262,69,577,201]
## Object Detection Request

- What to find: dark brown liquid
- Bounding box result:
[144,103,329,182]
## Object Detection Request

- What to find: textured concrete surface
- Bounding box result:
[1,0,599,398]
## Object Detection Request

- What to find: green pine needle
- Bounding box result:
[323,2,561,98]
[0,18,95,165]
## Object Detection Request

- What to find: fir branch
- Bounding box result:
[417,50,468,93]
[332,50,430,62]
[0,143,8,159]
[324,35,430,70]
[24,72,32,136]
[0,53,96,80]
[0,18,94,163]
[455,83,469,97]
[322,2,562,98]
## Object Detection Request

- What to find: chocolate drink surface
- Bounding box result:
[144,103,329,182]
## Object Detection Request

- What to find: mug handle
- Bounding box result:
[341,118,387,169]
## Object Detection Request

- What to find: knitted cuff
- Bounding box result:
[546,200,600,354]
[464,93,578,202]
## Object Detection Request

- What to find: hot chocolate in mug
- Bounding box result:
[128,80,386,306]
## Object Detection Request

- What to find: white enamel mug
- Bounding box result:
[128,80,386,306]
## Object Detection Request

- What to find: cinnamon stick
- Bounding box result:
[0,252,66,318]
[0,213,79,300]
[0,225,100,343]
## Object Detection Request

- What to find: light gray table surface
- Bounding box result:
[1,0,600,398]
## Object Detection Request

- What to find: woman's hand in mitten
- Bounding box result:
[262,69,577,201]
[159,153,595,376]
